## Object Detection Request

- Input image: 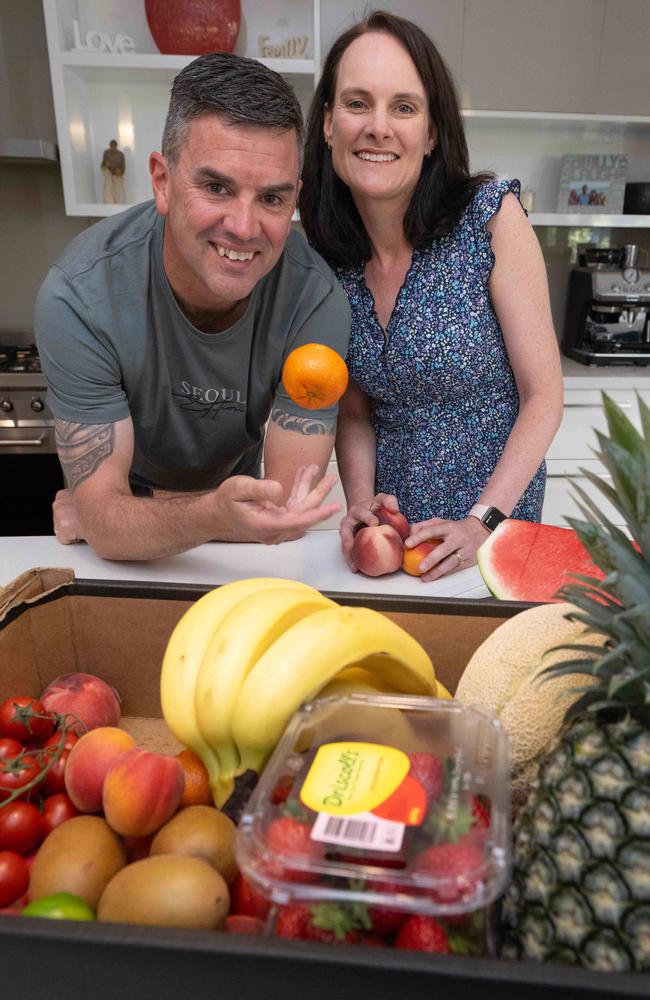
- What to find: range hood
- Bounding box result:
[0,138,58,165]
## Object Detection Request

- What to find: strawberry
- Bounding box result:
[275,902,361,943]
[307,902,361,943]
[307,924,360,944]
[270,773,294,806]
[359,932,386,947]
[364,881,407,936]
[365,902,407,936]
[407,752,444,801]
[395,914,450,953]
[264,816,322,881]
[275,904,311,939]
[225,914,266,935]
[411,838,486,903]
[229,872,271,919]
[471,795,490,829]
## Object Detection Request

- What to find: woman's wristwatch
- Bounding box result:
[467,503,508,533]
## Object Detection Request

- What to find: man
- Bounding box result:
[35,53,350,561]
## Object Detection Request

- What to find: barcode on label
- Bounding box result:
[311,811,405,852]
[323,816,377,843]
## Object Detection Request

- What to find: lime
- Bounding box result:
[21,892,95,921]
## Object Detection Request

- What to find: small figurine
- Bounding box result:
[101,140,126,204]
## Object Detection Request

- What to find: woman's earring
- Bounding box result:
[326,139,332,150]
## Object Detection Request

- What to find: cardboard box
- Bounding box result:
[0,571,645,1000]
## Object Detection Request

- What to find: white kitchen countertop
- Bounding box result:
[0,532,491,600]
[561,356,650,389]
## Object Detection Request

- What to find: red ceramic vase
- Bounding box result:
[145,0,241,56]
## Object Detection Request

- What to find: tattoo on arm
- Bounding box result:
[270,407,336,436]
[55,419,115,490]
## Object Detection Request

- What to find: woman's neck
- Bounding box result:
[353,194,412,269]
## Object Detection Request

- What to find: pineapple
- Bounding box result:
[501,392,650,973]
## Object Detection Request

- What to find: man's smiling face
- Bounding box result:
[151,113,301,320]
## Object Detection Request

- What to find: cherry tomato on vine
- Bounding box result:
[0,698,56,744]
[0,801,43,854]
[0,739,23,760]
[0,851,29,907]
[42,730,79,754]
[39,749,71,797]
[41,794,80,837]
[0,752,42,803]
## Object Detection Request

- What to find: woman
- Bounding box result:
[299,11,563,582]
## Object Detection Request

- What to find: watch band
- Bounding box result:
[468,503,507,533]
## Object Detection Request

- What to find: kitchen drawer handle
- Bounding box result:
[0,435,46,447]
[564,402,631,409]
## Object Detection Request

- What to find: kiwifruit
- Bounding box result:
[97,854,229,929]
[149,805,237,883]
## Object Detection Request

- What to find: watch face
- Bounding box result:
[623,266,639,284]
[483,507,507,532]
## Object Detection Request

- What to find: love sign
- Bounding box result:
[72,19,135,55]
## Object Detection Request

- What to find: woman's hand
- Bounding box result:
[339,493,401,571]
[404,516,489,582]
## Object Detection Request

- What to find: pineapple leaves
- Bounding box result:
[638,391,650,443]
[539,392,650,721]
[602,391,643,455]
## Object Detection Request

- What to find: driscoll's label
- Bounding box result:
[301,742,427,852]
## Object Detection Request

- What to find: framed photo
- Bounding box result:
[556,153,628,213]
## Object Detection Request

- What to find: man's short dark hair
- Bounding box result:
[162,52,304,166]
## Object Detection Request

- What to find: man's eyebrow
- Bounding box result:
[193,167,297,195]
[339,87,425,106]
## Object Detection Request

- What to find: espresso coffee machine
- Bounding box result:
[562,244,650,365]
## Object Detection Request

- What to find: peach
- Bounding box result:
[40,672,121,735]
[64,726,136,813]
[375,505,410,542]
[353,524,403,577]
[402,539,443,577]
[102,748,184,837]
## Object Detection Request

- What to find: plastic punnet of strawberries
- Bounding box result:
[234,693,510,956]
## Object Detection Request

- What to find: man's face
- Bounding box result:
[151,114,301,317]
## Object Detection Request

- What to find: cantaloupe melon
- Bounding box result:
[455,602,605,805]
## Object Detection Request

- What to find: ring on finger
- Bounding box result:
[454,550,463,568]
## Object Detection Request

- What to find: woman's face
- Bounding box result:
[323,32,435,211]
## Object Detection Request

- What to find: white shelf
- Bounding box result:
[530,213,650,227]
[463,109,650,132]
[43,0,321,217]
[60,50,316,77]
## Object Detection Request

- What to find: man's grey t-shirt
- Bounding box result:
[35,201,350,491]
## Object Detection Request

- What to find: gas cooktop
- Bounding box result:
[0,344,42,375]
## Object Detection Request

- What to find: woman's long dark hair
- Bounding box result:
[299,11,493,268]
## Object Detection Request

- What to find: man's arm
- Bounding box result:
[263,406,336,500]
[55,416,341,561]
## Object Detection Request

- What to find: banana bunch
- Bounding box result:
[160,577,441,808]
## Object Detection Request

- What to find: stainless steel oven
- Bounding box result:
[0,330,63,534]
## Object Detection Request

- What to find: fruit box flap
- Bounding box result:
[0,566,75,623]
[0,570,188,721]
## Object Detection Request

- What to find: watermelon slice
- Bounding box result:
[477,520,605,603]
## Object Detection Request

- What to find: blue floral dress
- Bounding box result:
[335,179,546,524]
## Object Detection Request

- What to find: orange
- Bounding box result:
[176,748,213,807]
[281,343,349,410]
[402,539,442,577]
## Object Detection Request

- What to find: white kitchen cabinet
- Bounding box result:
[542,381,650,527]
[42,0,321,217]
